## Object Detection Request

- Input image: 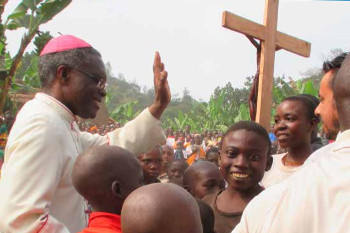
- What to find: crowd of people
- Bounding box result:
[77,119,121,136]
[0,34,349,233]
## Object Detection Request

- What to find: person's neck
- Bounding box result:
[225,184,263,201]
[144,176,158,185]
[44,89,67,107]
[337,99,350,131]
[285,143,311,166]
[91,203,121,215]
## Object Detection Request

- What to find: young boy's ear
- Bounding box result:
[111,180,124,199]
[265,155,273,171]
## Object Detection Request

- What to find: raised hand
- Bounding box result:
[149,51,171,119]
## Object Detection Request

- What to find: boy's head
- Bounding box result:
[72,145,142,214]
[220,121,271,192]
[138,146,162,184]
[176,140,184,149]
[194,134,202,145]
[183,161,225,199]
[161,145,174,170]
[121,183,202,233]
[167,160,188,179]
[196,199,215,233]
[205,147,220,167]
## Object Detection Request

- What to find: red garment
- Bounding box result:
[79,212,122,233]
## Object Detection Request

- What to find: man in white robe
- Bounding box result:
[0,35,170,233]
[232,52,350,233]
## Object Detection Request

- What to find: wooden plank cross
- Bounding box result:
[222,0,311,130]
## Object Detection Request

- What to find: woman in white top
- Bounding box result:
[262,95,319,188]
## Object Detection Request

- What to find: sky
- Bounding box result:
[4,0,350,101]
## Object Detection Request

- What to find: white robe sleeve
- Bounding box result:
[0,115,69,233]
[80,108,166,155]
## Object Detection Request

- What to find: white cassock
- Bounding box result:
[0,93,165,233]
[232,129,350,233]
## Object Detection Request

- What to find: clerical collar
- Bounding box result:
[35,93,77,123]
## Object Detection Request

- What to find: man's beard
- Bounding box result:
[325,118,340,140]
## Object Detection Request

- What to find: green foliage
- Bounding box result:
[22,56,40,88]
[5,0,72,32]
[0,0,72,113]
[33,31,53,55]
[110,101,140,125]
[105,70,321,132]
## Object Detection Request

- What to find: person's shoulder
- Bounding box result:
[271,153,286,160]
[306,142,334,164]
[9,99,67,141]
[202,190,221,206]
[16,98,61,123]
[242,181,288,226]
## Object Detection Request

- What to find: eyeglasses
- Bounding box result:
[65,65,108,91]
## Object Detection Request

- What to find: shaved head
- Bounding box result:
[121,183,202,233]
[183,161,224,199]
[72,145,142,214]
[334,53,350,131]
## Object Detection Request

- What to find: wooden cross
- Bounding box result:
[222,0,311,130]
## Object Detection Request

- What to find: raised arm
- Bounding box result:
[148,51,171,119]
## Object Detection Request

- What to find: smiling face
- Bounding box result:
[219,130,269,192]
[63,53,107,119]
[274,100,313,149]
[315,71,339,140]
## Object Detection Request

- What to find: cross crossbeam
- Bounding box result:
[222,0,311,130]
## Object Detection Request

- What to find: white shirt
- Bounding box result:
[0,93,165,233]
[261,153,303,188]
[232,130,350,233]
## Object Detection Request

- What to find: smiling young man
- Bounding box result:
[0,35,170,233]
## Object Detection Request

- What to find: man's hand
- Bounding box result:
[149,51,171,119]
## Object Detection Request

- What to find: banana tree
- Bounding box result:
[0,0,72,113]
[110,101,140,125]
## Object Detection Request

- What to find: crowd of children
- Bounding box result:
[72,91,332,233]
[77,119,121,136]
[0,95,331,233]
[0,92,333,233]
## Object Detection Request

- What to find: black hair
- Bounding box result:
[196,199,215,233]
[323,52,348,74]
[205,147,219,157]
[323,52,348,90]
[167,160,188,173]
[39,47,101,88]
[299,94,320,124]
[283,95,319,122]
[222,121,271,155]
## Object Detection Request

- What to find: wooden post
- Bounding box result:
[256,0,278,129]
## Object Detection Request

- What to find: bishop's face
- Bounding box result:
[63,54,107,119]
